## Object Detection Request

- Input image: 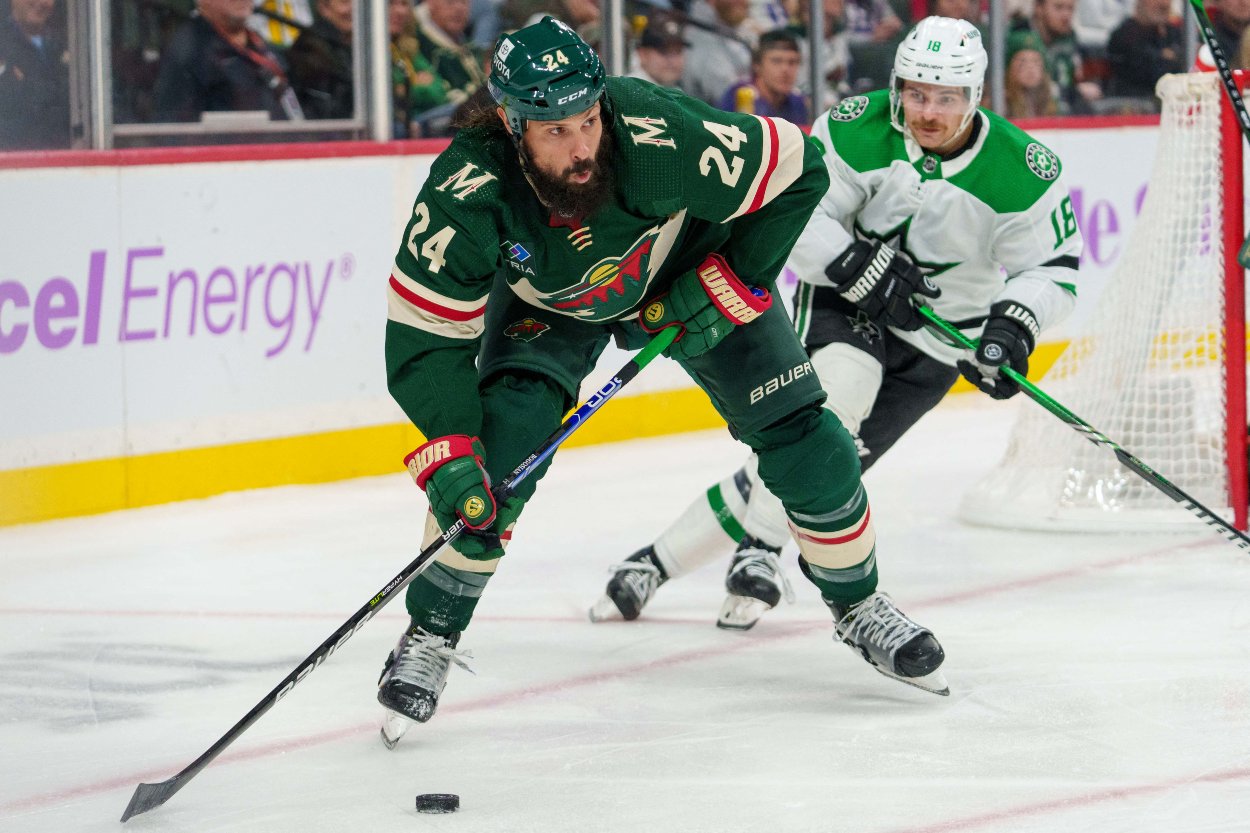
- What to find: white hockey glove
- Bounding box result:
[956,301,1041,400]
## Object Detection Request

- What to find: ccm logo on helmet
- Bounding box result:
[556,88,588,106]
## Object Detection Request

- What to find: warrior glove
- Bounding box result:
[406,435,497,531]
[826,240,939,331]
[956,301,1041,400]
[639,254,771,362]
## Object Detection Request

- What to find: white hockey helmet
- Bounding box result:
[889,16,987,137]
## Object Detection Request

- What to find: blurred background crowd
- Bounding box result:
[0,0,1238,150]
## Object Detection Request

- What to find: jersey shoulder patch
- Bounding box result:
[426,128,509,205]
[822,89,901,174]
[948,111,1062,213]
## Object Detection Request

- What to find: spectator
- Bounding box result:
[501,0,599,32]
[930,0,980,23]
[1018,0,1100,114]
[629,14,688,88]
[391,0,448,136]
[719,28,807,121]
[1212,0,1250,67]
[1004,29,1056,118]
[843,0,902,44]
[1073,0,1132,50]
[0,0,70,149]
[681,0,757,105]
[251,0,313,53]
[786,0,852,111]
[467,0,502,51]
[414,0,486,107]
[1106,0,1182,100]
[287,0,354,119]
[153,0,304,122]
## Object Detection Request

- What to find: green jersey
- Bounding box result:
[386,76,824,439]
[791,90,1082,365]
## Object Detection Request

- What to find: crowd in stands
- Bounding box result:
[3,0,1248,150]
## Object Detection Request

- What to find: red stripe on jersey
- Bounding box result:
[745,117,781,215]
[389,275,485,322]
[791,506,872,545]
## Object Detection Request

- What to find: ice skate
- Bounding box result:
[827,592,948,696]
[588,546,668,622]
[716,538,794,630]
[377,623,473,748]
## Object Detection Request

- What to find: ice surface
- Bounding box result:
[2,395,1247,832]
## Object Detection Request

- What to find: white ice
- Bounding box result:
[2,395,1249,833]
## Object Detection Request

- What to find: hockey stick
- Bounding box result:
[120,327,679,822]
[920,305,1250,552]
[1188,0,1250,266]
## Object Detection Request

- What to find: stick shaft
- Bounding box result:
[120,327,679,822]
[921,306,1250,551]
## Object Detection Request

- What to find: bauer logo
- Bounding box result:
[0,246,349,358]
[749,360,814,404]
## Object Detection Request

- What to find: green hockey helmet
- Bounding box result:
[488,16,607,136]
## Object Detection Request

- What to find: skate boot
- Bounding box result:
[588,546,668,622]
[716,538,795,630]
[377,623,473,748]
[827,592,948,696]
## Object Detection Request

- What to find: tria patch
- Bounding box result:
[1025,142,1060,181]
[829,96,869,122]
[501,240,536,274]
[503,317,550,342]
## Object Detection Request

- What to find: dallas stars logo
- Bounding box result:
[1025,143,1060,181]
[847,310,883,343]
[853,216,959,287]
[830,96,869,122]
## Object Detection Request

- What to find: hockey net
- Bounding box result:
[959,72,1248,533]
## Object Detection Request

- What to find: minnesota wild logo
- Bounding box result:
[504,317,550,342]
[829,96,869,122]
[1025,143,1060,181]
[546,228,660,316]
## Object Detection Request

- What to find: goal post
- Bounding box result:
[959,72,1248,533]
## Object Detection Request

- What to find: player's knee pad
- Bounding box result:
[809,341,884,437]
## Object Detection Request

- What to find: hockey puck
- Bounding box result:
[415,793,459,814]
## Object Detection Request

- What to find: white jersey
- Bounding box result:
[788,90,1082,365]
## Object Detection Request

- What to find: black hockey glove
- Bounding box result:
[825,240,940,331]
[956,301,1042,400]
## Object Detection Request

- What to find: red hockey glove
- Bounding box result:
[405,435,497,531]
[639,254,771,361]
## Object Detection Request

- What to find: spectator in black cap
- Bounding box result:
[629,14,688,88]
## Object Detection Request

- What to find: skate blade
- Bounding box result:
[380,711,413,749]
[588,595,623,623]
[870,664,950,697]
[715,596,770,631]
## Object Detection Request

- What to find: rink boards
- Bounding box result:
[0,120,1174,524]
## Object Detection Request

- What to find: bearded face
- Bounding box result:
[506,101,617,220]
[522,126,617,220]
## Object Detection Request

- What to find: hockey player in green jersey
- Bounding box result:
[377,16,949,746]
[591,17,1081,637]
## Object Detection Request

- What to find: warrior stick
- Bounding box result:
[120,327,679,822]
[920,305,1250,552]
[1189,0,1250,266]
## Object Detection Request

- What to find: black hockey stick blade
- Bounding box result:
[920,305,1250,552]
[121,778,183,822]
[117,326,678,822]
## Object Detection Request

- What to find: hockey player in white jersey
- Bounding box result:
[590,17,1081,677]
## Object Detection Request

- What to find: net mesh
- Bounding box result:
[959,73,1234,531]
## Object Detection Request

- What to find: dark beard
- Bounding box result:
[525,132,618,220]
